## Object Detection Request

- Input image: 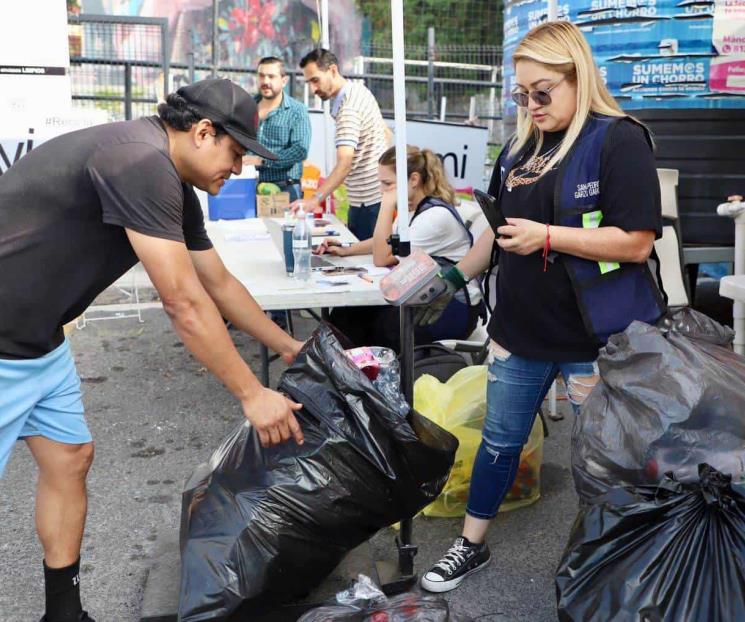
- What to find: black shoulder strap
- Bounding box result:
[410,196,474,246]
[409,197,486,318]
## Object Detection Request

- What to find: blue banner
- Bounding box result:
[502,0,745,112]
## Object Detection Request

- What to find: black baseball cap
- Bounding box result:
[176,78,278,160]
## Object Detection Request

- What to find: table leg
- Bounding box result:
[397,305,417,576]
[260,343,270,386]
[686,264,699,305]
[286,310,295,337]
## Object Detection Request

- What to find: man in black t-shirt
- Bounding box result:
[0,79,306,622]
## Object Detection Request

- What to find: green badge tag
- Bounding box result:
[582,210,603,229]
[598,261,621,274]
[582,211,620,274]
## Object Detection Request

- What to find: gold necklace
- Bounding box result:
[505,143,561,190]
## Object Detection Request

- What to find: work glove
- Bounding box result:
[413,266,468,326]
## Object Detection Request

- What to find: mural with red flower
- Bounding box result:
[228,0,276,49]
[91,0,362,72]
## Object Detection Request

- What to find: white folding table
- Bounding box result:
[104,216,388,384]
[206,216,385,310]
[206,215,387,383]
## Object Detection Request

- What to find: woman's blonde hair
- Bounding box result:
[379,145,456,206]
[509,21,625,175]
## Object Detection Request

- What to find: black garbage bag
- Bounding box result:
[178,323,459,621]
[572,308,745,502]
[556,464,745,622]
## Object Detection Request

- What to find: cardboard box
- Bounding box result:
[256,192,291,217]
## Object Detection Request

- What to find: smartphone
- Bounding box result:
[473,189,508,235]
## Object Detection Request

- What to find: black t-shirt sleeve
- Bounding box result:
[182,185,213,251]
[600,119,662,238]
[86,142,187,242]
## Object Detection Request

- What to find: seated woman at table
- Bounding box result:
[316,145,486,352]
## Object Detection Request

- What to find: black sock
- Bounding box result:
[43,558,82,622]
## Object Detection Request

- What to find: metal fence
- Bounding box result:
[68,14,168,121]
[68,15,502,145]
[357,34,502,133]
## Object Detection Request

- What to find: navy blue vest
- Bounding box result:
[411,196,485,316]
[498,114,666,343]
[411,196,473,246]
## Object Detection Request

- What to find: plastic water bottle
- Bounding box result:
[292,206,312,282]
[370,347,409,417]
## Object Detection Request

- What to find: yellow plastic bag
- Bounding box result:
[414,366,544,517]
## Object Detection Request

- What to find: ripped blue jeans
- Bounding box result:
[466,342,599,519]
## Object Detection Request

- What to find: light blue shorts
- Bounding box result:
[0,339,91,477]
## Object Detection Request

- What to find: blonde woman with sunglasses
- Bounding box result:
[418,21,666,593]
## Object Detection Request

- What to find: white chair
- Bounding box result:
[654,168,689,308]
[437,317,489,359]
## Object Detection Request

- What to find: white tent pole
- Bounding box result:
[321,0,329,45]
[321,0,335,193]
[391,0,410,241]
[547,0,558,21]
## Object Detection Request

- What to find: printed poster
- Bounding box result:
[711,0,745,92]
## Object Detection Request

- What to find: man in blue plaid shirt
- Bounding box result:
[244,57,311,202]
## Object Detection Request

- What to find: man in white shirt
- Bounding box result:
[293,48,391,240]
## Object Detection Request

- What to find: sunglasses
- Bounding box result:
[511,76,565,108]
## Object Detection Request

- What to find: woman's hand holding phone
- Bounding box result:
[496,218,547,255]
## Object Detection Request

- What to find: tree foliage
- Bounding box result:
[357,0,503,49]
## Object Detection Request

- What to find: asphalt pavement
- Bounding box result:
[0,307,580,622]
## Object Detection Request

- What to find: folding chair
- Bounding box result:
[654,168,690,309]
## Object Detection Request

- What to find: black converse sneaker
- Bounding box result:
[421,537,491,593]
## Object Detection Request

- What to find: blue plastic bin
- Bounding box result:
[207,178,257,220]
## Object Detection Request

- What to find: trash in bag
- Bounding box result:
[414,366,544,517]
[179,323,459,621]
[572,307,745,502]
[342,346,409,418]
[556,464,745,622]
[298,574,465,622]
[370,347,410,417]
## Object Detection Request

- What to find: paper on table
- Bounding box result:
[316,274,353,284]
[358,264,391,277]
[314,282,352,292]
[224,231,271,242]
[277,281,308,291]
[277,279,352,294]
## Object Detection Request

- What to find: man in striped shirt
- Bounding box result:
[244,57,311,201]
[296,48,391,240]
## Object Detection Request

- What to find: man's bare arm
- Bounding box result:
[125,229,303,446]
[189,247,303,364]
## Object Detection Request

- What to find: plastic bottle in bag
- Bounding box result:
[343,346,409,417]
[370,347,409,417]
